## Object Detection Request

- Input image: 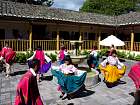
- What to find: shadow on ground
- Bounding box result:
[10,70,27,76]
[105,80,127,88]
[41,75,53,81]
[72,89,95,99]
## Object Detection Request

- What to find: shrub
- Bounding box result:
[81,50,89,55]
[26,51,34,59]
[117,51,127,58]
[17,53,27,63]
[99,49,108,57]
[49,53,57,62]
[127,52,135,60]
[134,54,140,61]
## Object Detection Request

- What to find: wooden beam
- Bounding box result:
[98,31,101,50]
[79,31,83,50]
[29,24,32,51]
[56,28,60,51]
[131,30,134,51]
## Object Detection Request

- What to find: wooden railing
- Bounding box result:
[59,40,99,50]
[0,40,29,51]
[32,40,56,51]
[59,40,72,50]
[1,39,140,51]
[117,41,131,50]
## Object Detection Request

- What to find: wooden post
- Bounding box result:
[56,29,59,51]
[98,31,101,50]
[29,24,32,51]
[79,30,82,50]
[131,30,134,51]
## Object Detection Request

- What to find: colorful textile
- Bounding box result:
[15,70,43,105]
[128,62,140,89]
[99,64,126,83]
[101,56,124,69]
[39,61,51,73]
[51,69,87,94]
[58,50,65,61]
[1,47,16,64]
[28,60,51,74]
[92,56,99,68]
[87,54,99,69]
[59,60,64,65]
[59,64,77,74]
[28,50,52,74]
[35,50,45,68]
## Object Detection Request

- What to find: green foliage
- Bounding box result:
[45,53,57,62]
[15,53,27,64]
[80,0,139,15]
[98,49,108,57]
[134,55,140,61]
[80,50,90,56]
[26,51,34,59]
[15,52,57,64]
[48,53,57,62]
[127,52,135,60]
[117,51,127,58]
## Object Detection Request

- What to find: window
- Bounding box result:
[88,33,95,40]
[13,29,19,39]
[0,29,5,39]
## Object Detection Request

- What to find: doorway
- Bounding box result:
[32,25,46,40]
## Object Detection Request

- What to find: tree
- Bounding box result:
[7,0,54,6]
[80,0,140,15]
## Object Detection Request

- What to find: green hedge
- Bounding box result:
[15,49,140,64]
[15,51,57,63]
[98,49,140,61]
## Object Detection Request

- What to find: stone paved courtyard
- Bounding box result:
[0,60,137,105]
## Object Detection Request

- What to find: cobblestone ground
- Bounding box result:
[0,60,136,105]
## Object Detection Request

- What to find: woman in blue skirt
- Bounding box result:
[51,55,87,100]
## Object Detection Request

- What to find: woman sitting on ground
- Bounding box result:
[51,55,87,100]
[99,50,126,87]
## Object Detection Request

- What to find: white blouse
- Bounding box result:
[59,64,77,74]
[101,56,124,69]
[90,50,98,57]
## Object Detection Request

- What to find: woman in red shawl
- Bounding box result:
[128,62,140,105]
[0,42,16,77]
[15,59,43,105]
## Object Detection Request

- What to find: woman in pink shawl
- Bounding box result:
[27,46,52,82]
[128,62,140,104]
[58,45,68,65]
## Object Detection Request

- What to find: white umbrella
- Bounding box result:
[99,35,125,46]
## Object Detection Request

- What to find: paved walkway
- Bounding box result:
[0,61,136,105]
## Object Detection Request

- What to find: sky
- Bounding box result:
[52,0,85,11]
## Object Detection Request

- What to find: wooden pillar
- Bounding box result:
[98,31,101,50]
[95,32,98,41]
[56,29,59,51]
[130,30,134,51]
[79,30,82,50]
[29,24,32,51]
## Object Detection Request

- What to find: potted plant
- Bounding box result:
[78,67,100,87]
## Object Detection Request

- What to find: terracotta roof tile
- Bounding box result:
[1,0,140,26]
